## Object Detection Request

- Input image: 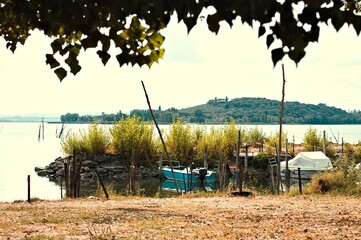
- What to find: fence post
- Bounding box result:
[298,167,302,194]
[27,175,31,203]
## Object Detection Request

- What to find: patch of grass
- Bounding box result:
[88,224,116,240]
[288,171,361,196]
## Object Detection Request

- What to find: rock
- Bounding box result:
[103,166,125,172]
[36,170,49,177]
[56,169,64,176]
[94,154,106,163]
[34,166,45,172]
[96,168,108,174]
[82,160,98,168]
[81,172,96,179]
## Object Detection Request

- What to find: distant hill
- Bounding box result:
[130,97,361,124]
[0,114,59,122]
[56,97,361,125]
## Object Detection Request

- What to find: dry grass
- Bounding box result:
[1,194,361,239]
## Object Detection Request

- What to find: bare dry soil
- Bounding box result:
[1,194,361,239]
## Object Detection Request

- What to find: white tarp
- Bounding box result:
[281,151,333,171]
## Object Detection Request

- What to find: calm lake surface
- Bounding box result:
[1,122,361,202]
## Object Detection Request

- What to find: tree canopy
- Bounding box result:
[1,0,361,81]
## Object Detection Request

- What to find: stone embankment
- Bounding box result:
[34,154,159,180]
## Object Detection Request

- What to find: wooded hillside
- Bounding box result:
[61,97,361,124]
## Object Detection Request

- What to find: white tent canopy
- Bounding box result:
[281,151,333,171]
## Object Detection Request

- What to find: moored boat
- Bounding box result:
[160,161,217,182]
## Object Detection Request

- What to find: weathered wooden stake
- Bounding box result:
[141,81,178,193]
[60,176,63,199]
[95,169,109,199]
[298,167,302,194]
[64,161,69,198]
[270,166,275,195]
[278,64,286,193]
[27,175,31,203]
[238,170,243,193]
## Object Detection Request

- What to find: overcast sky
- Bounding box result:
[1,14,361,116]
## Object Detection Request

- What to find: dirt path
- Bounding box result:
[1,195,361,239]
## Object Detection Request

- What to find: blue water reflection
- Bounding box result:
[161,179,216,192]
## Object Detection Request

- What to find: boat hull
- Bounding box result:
[161,167,217,182]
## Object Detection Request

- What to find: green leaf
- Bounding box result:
[54,67,67,82]
[148,32,164,48]
[81,37,98,50]
[288,49,306,65]
[69,63,81,75]
[258,26,266,38]
[51,39,62,54]
[97,50,111,66]
[271,48,285,66]
[266,34,274,49]
[45,54,60,69]
[116,53,130,68]
[207,13,221,34]
[331,15,345,32]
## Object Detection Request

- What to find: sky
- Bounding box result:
[1,13,361,117]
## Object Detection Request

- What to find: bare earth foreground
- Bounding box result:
[1,195,361,239]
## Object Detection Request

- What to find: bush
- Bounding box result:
[61,132,87,155]
[61,122,110,156]
[253,152,269,170]
[307,171,360,195]
[83,122,110,156]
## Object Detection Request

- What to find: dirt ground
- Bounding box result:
[1,194,361,239]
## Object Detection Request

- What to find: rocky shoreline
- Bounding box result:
[34,153,159,181]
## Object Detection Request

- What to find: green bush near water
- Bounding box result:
[290,154,361,196]
[60,117,257,168]
[61,122,110,156]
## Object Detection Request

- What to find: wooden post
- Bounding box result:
[323,130,326,155]
[270,166,275,195]
[285,138,290,192]
[238,170,243,193]
[244,144,248,180]
[60,176,63,199]
[298,167,302,194]
[278,64,286,193]
[141,81,178,193]
[64,160,69,198]
[27,175,31,203]
[236,131,240,171]
[71,150,76,198]
[95,169,109,200]
[183,174,186,193]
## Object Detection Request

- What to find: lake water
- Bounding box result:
[1,122,361,202]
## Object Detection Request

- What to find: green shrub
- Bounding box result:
[301,170,361,195]
[61,132,87,155]
[109,115,155,165]
[61,122,110,156]
[253,152,269,170]
[82,122,110,156]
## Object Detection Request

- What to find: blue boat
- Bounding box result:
[160,161,217,182]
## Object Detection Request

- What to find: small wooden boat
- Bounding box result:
[160,161,217,182]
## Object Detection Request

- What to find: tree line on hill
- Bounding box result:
[60,97,361,125]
